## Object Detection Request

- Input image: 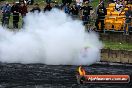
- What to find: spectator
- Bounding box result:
[11,2,20,29]
[81,1,93,25]
[95,3,107,31]
[19,3,27,17]
[53,1,60,9]
[115,0,123,12]
[70,4,79,19]
[1,2,11,27]
[62,0,66,7]
[62,0,72,7]
[75,0,83,9]
[19,3,28,28]
[44,3,52,12]
[30,3,41,13]
[19,0,26,4]
[124,6,132,34]
[64,3,70,14]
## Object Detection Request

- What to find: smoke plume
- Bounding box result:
[0,9,103,65]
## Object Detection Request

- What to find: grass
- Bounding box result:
[103,41,132,50]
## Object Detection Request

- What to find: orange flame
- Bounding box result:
[78,66,86,76]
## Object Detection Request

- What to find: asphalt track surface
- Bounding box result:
[0,62,132,88]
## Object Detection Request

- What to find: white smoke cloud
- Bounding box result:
[0,9,103,65]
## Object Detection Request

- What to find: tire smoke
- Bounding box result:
[0,9,103,65]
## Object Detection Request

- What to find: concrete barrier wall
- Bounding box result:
[100,34,132,43]
[101,49,132,63]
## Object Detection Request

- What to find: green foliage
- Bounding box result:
[103,41,132,50]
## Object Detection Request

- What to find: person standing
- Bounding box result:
[64,3,70,14]
[124,6,132,34]
[95,3,107,31]
[30,3,41,13]
[11,2,20,29]
[44,3,52,12]
[115,0,123,12]
[62,0,66,7]
[1,2,11,28]
[53,1,60,9]
[19,3,28,28]
[19,0,26,4]
[70,4,79,19]
[81,1,93,25]
[62,0,72,7]
[76,0,83,9]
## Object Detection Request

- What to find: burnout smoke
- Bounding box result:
[0,9,103,65]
